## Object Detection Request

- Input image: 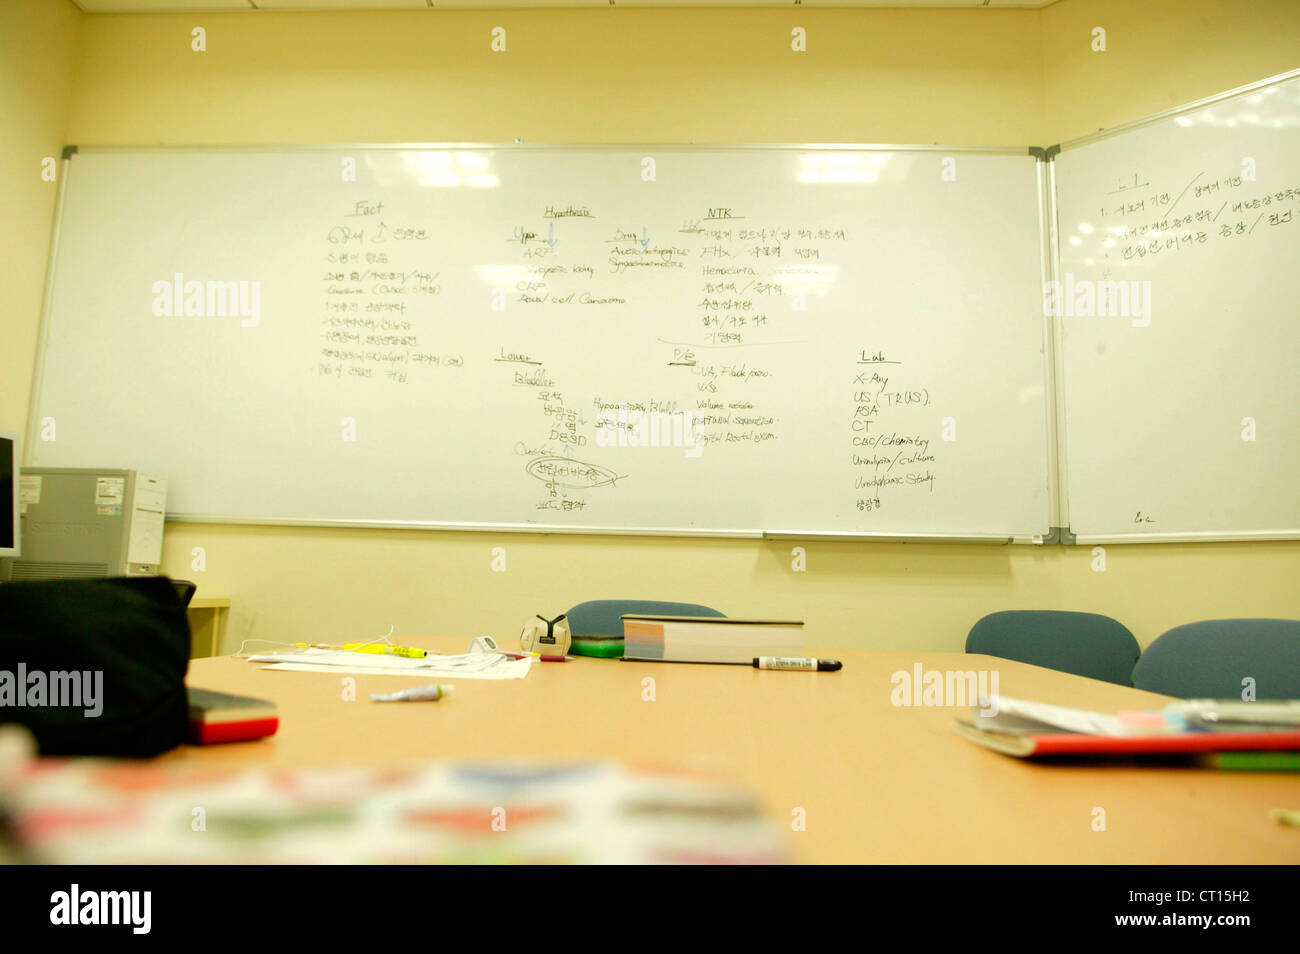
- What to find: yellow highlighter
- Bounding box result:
[341,643,429,659]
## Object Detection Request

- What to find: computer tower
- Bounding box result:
[0,468,167,581]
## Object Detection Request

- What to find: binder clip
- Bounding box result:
[520,613,571,656]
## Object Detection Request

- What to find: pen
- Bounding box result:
[538,655,568,662]
[1164,700,1300,726]
[370,683,454,702]
[293,641,432,658]
[753,657,842,672]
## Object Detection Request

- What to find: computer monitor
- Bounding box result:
[0,431,18,558]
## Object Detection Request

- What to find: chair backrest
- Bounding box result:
[565,599,725,657]
[567,599,725,637]
[965,610,1140,686]
[170,579,198,607]
[1132,619,1300,699]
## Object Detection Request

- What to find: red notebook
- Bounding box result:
[955,721,1300,757]
[187,688,279,744]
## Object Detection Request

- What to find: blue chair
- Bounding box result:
[966,610,1139,686]
[1132,619,1300,700]
[566,599,725,658]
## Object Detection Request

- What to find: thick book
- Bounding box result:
[187,687,279,744]
[622,615,803,664]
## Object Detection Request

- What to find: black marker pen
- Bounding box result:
[753,657,842,672]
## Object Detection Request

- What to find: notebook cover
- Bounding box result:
[187,688,278,744]
[570,639,624,658]
[189,717,279,745]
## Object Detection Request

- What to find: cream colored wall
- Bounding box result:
[1041,0,1300,145]
[5,2,1297,654]
[66,9,1045,146]
[0,0,82,435]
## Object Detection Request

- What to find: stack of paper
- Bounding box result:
[246,648,532,680]
[957,696,1300,758]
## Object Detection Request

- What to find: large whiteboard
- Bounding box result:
[1053,71,1300,542]
[30,146,1054,539]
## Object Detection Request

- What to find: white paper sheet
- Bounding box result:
[970,696,1125,737]
[247,648,533,680]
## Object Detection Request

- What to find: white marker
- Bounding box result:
[753,657,842,672]
[370,683,455,702]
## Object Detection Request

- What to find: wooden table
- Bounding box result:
[178,637,1300,864]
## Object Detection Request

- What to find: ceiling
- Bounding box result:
[72,0,1061,11]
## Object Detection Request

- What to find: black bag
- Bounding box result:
[0,576,191,756]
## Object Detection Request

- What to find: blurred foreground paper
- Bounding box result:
[0,759,789,864]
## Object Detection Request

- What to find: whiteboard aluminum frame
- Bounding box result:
[60,142,1040,155]
[23,155,73,472]
[30,141,1056,543]
[762,531,1014,544]
[1043,154,1072,542]
[1051,68,1300,544]
[1055,68,1300,153]
[1035,151,1066,544]
[171,515,764,538]
[1065,531,1300,545]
